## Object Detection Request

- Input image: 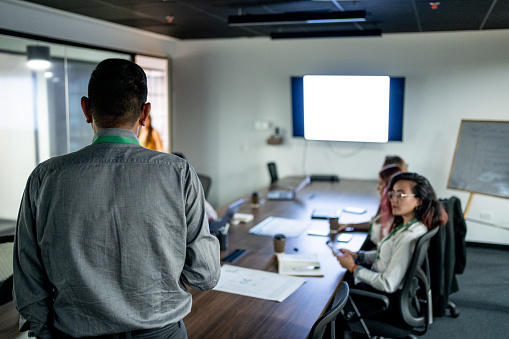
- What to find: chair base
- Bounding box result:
[344,332,419,339]
[448,301,460,318]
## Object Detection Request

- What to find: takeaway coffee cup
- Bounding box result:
[274,234,286,253]
[329,217,340,234]
[251,191,260,205]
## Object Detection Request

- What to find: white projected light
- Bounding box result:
[303,75,390,143]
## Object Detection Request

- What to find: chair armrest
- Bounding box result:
[350,289,390,317]
[350,289,390,304]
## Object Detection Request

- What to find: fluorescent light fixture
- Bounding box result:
[228,10,366,26]
[271,29,382,39]
[27,45,51,71]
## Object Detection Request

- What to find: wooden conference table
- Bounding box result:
[184,178,380,339]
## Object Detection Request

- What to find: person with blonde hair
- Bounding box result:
[338,164,404,248]
[139,114,164,151]
[382,154,408,172]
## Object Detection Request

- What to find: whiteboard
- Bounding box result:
[448,120,509,199]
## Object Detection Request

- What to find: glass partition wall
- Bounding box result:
[0,34,170,221]
[136,55,170,153]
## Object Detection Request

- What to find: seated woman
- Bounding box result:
[139,115,164,152]
[333,172,447,294]
[337,153,408,235]
[338,164,403,249]
[382,154,408,172]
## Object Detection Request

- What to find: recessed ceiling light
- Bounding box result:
[26,45,51,71]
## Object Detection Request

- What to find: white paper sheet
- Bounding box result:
[248,216,312,237]
[213,264,306,302]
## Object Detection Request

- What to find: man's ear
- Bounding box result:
[81,97,93,124]
[140,102,151,126]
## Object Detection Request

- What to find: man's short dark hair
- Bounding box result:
[88,59,147,128]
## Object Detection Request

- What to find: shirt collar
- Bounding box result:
[92,128,139,144]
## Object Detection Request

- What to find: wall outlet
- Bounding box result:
[254,120,271,131]
[479,211,493,221]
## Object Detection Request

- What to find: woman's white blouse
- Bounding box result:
[354,221,428,293]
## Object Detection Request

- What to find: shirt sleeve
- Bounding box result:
[180,165,221,290]
[357,250,377,266]
[353,232,417,293]
[13,173,53,337]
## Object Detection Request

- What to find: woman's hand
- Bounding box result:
[339,248,357,260]
[337,223,349,232]
[332,249,358,273]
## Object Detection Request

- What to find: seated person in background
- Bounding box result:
[383,154,408,172]
[338,164,403,249]
[172,152,218,222]
[138,114,164,151]
[333,172,447,294]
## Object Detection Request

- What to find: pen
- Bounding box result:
[293,266,320,271]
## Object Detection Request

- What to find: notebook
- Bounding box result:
[276,253,324,277]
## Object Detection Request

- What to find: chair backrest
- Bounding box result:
[429,196,466,317]
[197,173,212,199]
[267,162,278,183]
[399,226,439,328]
[309,282,349,339]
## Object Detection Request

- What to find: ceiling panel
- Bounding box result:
[21,0,509,40]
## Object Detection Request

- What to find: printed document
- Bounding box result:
[213,264,306,302]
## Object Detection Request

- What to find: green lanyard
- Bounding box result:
[92,135,139,145]
[376,217,418,259]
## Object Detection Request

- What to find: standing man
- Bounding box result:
[13,59,221,338]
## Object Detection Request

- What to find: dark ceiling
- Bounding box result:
[24,0,509,40]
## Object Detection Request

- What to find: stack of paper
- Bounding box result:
[276,253,324,277]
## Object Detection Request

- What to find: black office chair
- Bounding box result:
[267,162,278,184]
[0,235,14,306]
[340,227,439,339]
[428,196,467,318]
[309,282,349,339]
[197,173,212,199]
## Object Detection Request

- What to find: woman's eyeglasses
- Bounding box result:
[388,191,416,200]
